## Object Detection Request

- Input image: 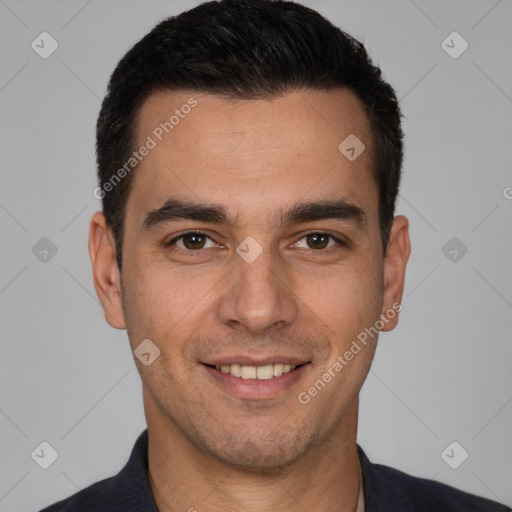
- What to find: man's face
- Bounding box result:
[92,89,408,469]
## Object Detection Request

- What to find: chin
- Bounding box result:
[203,428,318,473]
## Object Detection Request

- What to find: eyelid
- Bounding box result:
[165,229,217,247]
[292,230,347,249]
[165,229,347,252]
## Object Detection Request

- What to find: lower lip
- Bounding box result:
[203,364,310,400]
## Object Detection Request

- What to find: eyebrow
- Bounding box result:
[140,198,367,232]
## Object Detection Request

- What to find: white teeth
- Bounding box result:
[256,365,274,380]
[241,366,256,379]
[230,364,242,377]
[213,363,299,379]
[273,363,284,377]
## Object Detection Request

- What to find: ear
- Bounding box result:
[88,211,126,330]
[379,215,411,332]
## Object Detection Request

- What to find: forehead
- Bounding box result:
[128,88,377,226]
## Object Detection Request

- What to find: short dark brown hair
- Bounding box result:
[96,0,403,271]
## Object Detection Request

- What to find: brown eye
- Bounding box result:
[305,233,330,249]
[181,233,207,250]
[166,231,216,251]
[293,232,346,251]
[294,232,344,251]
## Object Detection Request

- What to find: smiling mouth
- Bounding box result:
[204,363,308,380]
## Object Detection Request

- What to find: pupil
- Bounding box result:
[185,234,204,249]
[309,234,327,249]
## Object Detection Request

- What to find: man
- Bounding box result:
[40,0,510,510]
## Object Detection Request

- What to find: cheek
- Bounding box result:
[321,262,383,385]
[304,270,382,401]
[311,257,383,336]
[123,264,210,352]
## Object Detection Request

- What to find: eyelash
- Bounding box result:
[164,230,346,254]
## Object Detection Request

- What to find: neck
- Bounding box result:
[145,391,361,512]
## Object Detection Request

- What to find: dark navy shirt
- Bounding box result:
[40,429,511,511]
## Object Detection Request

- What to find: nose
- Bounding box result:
[216,243,299,334]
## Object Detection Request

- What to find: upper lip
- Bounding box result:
[203,356,310,367]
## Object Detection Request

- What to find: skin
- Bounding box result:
[89,88,410,511]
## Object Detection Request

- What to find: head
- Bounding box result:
[90,0,410,471]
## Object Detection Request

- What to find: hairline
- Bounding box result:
[112,85,382,268]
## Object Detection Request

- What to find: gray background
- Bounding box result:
[1,0,511,510]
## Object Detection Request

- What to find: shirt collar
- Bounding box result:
[121,429,373,511]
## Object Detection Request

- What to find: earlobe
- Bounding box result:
[379,215,411,332]
[88,211,126,330]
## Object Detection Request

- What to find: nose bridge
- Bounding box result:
[217,240,299,333]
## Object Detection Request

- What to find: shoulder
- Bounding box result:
[38,430,158,512]
[39,476,118,512]
[374,462,510,511]
[358,446,511,512]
